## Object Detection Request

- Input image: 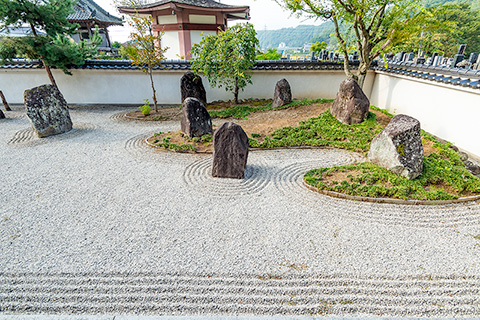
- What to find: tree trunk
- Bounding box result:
[148,67,158,112]
[356,61,370,89]
[234,77,239,104]
[0,91,11,111]
[29,23,58,88]
[44,63,58,88]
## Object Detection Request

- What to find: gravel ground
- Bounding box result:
[2,107,480,317]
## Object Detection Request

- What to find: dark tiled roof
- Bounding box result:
[123,0,248,10]
[68,0,123,25]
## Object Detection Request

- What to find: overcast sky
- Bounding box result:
[95,0,324,42]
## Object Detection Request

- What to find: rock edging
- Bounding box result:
[303,181,480,205]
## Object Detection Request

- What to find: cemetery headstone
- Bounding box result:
[458,44,467,55]
[469,52,479,64]
[181,71,207,105]
[331,78,370,125]
[271,79,292,108]
[24,84,72,138]
[406,53,415,62]
[180,97,212,138]
[212,122,249,179]
[368,114,424,180]
[452,54,464,68]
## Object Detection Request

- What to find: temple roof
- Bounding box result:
[68,0,123,26]
[124,0,248,10]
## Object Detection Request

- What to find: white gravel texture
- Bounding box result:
[2,107,480,317]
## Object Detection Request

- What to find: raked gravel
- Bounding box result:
[2,106,480,317]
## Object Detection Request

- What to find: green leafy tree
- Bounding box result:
[256,48,282,60]
[310,41,328,54]
[0,0,100,88]
[191,23,259,104]
[277,0,422,88]
[125,13,167,112]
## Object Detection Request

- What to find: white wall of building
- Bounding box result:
[162,31,180,60]
[190,31,217,50]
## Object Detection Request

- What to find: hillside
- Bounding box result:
[256,23,334,49]
[256,0,479,50]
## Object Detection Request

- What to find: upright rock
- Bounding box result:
[368,114,424,179]
[331,78,370,125]
[181,71,207,105]
[212,122,249,179]
[271,78,292,108]
[24,84,72,138]
[180,97,212,138]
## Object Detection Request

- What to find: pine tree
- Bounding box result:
[0,0,100,88]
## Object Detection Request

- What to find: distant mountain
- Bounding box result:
[256,23,335,50]
[422,0,479,9]
[256,0,479,50]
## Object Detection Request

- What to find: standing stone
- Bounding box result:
[180,97,212,138]
[212,122,249,179]
[271,79,292,108]
[368,114,424,179]
[181,71,207,105]
[24,84,72,138]
[331,78,370,125]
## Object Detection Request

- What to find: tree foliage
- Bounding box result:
[125,13,167,112]
[311,41,328,54]
[0,0,100,87]
[276,0,422,88]
[191,23,259,104]
[396,2,480,56]
[256,48,282,60]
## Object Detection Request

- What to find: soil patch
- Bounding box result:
[146,101,332,152]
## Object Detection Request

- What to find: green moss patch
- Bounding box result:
[248,109,384,152]
[304,133,480,201]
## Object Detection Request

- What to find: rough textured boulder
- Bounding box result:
[331,78,370,125]
[24,84,72,138]
[368,114,424,179]
[181,71,207,105]
[180,97,212,138]
[271,78,292,108]
[212,122,249,179]
[0,109,4,119]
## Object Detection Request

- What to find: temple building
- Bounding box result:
[68,0,123,54]
[118,0,250,60]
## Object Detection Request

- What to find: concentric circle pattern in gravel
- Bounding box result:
[2,107,480,317]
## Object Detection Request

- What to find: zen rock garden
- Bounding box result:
[7,71,480,201]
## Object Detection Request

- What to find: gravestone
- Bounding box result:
[271,79,292,108]
[414,56,425,64]
[458,44,467,55]
[368,114,423,180]
[469,53,479,64]
[180,71,207,105]
[433,55,442,67]
[212,122,249,179]
[180,97,212,138]
[24,84,72,138]
[311,52,316,61]
[331,78,370,125]
[406,53,415,62]
[452,54,464,68]
[352,52,359,61]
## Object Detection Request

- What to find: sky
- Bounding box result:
[95,0,325,42]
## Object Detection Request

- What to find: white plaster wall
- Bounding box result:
[0,68,368,105]
[189,15,216,24]
[162,31,180,60]
[370,71,480,158]
[190,31,217,49]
